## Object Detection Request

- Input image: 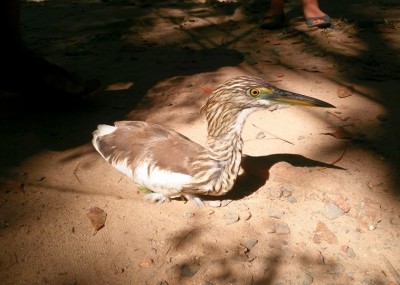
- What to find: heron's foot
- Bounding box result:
[184,194,205,207]
[144,193,171,204]
[136,184,153,194]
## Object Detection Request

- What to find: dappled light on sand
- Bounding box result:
[1,0,400,284]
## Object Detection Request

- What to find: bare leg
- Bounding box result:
[259,0,286,29]
[265,0,285,17]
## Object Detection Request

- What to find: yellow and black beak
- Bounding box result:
[266,88,335,108]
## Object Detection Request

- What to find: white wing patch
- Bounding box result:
[110,157,134,179]
[92,124,117,156]
[96,124,118,136]
[132,161,192,195]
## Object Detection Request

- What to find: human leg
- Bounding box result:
[259,0,286,29]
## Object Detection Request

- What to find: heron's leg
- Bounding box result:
[144,193,171,204]
[136,184,153,194]
[184,194,205,207]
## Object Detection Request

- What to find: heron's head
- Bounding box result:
[203,75,335,137]
[205,75,335,112]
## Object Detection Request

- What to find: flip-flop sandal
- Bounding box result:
[259,13,286,30]
[305,14,331,28]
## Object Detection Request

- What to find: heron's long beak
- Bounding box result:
[268,89,335,108]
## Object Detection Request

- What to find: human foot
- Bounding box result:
[305,14,331,28]
[259,13,286,29]
[259,0,285,30]
[303,2,331,28]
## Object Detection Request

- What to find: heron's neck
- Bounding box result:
[206,108,256,160]
[184,107,258,196]
[200,107,257,195]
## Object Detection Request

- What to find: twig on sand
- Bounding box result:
[252,124,294,145]
[320,146,347,170]
[73,163,82,184]
[382,255,400,285]
[175,220,214,251]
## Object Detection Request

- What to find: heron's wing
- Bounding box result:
[93,121,205,176]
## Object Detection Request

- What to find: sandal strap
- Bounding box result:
[306,14,331,28]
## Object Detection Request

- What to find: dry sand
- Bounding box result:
[1,0,400,284]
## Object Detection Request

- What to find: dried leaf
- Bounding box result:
[86,207,107,235]
[321,127,352,139]
[301,65,321,73]
[382,255,400,284]
[106,82,134,91]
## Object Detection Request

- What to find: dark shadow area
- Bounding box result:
[1,0,400,284]
[225,153,345,200]
[165,211,285,284]
[193,153,345,203]
[0,47,243,177]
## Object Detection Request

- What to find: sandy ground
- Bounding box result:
[1,0,400,284]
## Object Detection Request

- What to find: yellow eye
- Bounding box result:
[248,88,260,97]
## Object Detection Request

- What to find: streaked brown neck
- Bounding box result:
[186,103,258,195]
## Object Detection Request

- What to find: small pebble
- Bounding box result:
[275,222,291,234]
[312,250,325,265]
[208,200,221,207]
[35,176,46,182]
[241,211,252,221]
[221,199,233,207]
[246,252,257,262]
[264,220,276,233]
[266,227,276,234]
[267,208,285,219]
[180,264,200,277]
[340,245,349,253]
[336,85,354,98]
[347,247,356,258]
[242,239,258,249]
[225,212,240,225]
[183,211,195,219]
[323,203,344,220]
[287,196,297,203]
[268,187,283,198]
[139,258,154,268]
[281,183,293,196]
[334,196,351,213]
[256,132,266,139]
[302,272,313,285]
[207,209,215,215]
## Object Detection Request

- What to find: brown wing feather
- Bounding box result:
[95,121,205,176]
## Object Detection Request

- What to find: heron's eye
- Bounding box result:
[248,88,260,97]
